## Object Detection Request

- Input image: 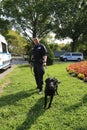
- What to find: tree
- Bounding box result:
[0,1,11,35]
[49,43,59,51]
[53,0,87,52]
[0,18,11,35]
[75,34,87,56]
[1,0,53,41]
[6,30,27,55]
[59,43,71,52]
[2,0,87,54]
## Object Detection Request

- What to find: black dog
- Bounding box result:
[44,77,60,109]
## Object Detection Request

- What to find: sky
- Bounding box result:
[48,32,72,44]
[55,37,72,44]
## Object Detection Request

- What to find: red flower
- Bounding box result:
[67,61,87,80]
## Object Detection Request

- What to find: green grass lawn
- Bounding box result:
[0,63,87,130]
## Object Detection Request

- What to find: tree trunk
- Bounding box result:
[70,38,77,52]
[71,42,75,52]
[33,32,37,38]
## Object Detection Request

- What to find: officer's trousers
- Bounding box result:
[33,64,44,91]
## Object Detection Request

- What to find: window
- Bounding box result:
[0,43,2,52]
[65,53,71,56]
[72,53,82,56]
[2,42,7,53]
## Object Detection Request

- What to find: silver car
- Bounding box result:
[60,52,84,61]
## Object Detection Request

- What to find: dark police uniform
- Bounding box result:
[31,43,47,91]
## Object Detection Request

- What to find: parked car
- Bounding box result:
[60,52,84,61]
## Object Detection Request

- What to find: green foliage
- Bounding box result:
[1,0,53,41]
[0,1,11,35]
[53,0,87,52]
[76,34,87,56]
[49,43,59,51]
[25,43,33,62]
[0,19,10,35]
[41,39,54,65]
[59,43,71,52]
[1,0,87,53]
[0,63,87,130]
[46,44,54,65]
[6,30,27,55]
[76,41,87,56]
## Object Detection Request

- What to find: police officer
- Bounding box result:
[30,37,47,94]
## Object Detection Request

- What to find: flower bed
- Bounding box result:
[66,61,87,82]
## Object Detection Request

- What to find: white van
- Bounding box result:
[0,34,11,70]
[60,52,84,61]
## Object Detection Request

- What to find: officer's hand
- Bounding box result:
[43,62,46,67]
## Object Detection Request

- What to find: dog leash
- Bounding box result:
[45,66,50,78]
[30,65,35,77]
[45,66,60,80]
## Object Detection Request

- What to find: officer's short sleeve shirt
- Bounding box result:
[32,43,47,62]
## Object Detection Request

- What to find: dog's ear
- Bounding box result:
[45,78,50,83]
[58,80,61,84]
[54,78,58,83]
[54,78,61,84]
[45,79,47,83]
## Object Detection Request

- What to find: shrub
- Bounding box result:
[41,40,54,65]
